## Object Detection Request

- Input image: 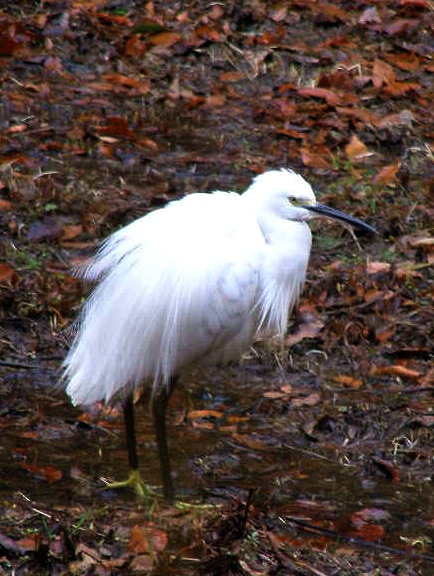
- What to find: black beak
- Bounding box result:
[304,203,378,235]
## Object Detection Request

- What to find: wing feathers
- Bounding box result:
[64,192,265,405]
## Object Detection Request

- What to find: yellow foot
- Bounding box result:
[102,469,159,499]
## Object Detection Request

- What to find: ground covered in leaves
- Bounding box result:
[0,0,433,574]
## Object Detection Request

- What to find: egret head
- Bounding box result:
[244,169,377,234]
[243,169,316,222]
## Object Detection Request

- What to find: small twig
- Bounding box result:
[283,443,349,465]
[17,493,52,519]
[34,171,59,180]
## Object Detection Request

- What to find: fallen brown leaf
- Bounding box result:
[372,457,401,483]
[375,325,396,343]
[0,263,18,285]
[128,523,168,554]
[292,393,321,407]
[0,198,12,212]
[372,58,395,89]
[370,365,421,380]
[285,318,324,346]
[345,135,368,161]
[297,87,341,106]
[373,163,400,185]
[301,147,330,169]
[332,375,363,389]
[366,261,391,275]
[149,32,182,46]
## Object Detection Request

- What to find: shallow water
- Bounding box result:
[1,361,431,557]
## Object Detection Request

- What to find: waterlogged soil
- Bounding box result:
[0,1,433,575]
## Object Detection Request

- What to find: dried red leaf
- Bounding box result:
[6,124,27,134]
[128,524,168,554]
[256,29,286,45]
[102,74,150,94]
[364,288,395,304]
[332,375,363,389]
[44,466,63,483]
[61,224,83,241]
[0,21,33,56]
[0,263,19,285]
[0,35,22,56]
[317,70,355,91]
[336,107,379,125]
[313,2,346,22]
[149,31,182,46]
[22,463,62,484]
[406,235,434,249]
[292,393,321,407]
[95,13,134,26]
[384,19,419,36]
[263,391,287,399]
[400,0,430,6]
[0,153,28,166]
[19,431,40,439]
[301,147,330,169]
[195,25,221,42]
[15,536,37,552]
[276,128,306,140]
[372,58,395,89]
[232,432,269,450]
[384,51,421,71]
[384,80,420,96]
[123,35,146,57]
[0,199,12,211]
[345,135,368,160]
[280,384,293,394]
[204,94,226,107]
[274,99,298,117]
[366,261,391,275]
[350,522,385,541]
[98,116,135,139]
[220,71,244,82]
[372,457,401,483]
[136,136,158,150]
[44,56,63,74]
[189,409,224,420]
[375,325,396,343]
[370,364,421,380]
[297,87,340,106]
[285,318,324,346]
[374,163,400,185]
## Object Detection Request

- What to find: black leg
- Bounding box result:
[123,393,139,471]
[152,378,177,502]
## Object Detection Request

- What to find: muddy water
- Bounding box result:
[1,362,431,556]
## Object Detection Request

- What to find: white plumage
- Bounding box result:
[64,170,314,405]
[62,169,375,500]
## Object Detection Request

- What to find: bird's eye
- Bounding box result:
[288,196,298,204]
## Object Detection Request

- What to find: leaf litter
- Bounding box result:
[0,0,433,574]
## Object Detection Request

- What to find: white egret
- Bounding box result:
[63,169,376,501]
